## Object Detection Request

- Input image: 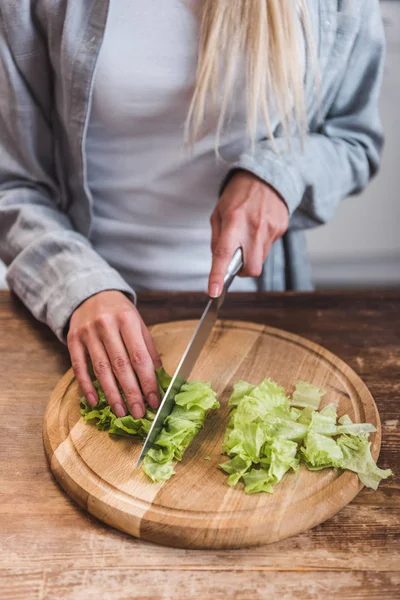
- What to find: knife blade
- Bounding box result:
[136,247,243,467]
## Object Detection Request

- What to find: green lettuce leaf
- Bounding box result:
[80,398,117,431]
[228,380,256,406]
[243,468,274,494]
[220,377,390,494]
[175,381,219,411]
[290,381,326,409]
[219,455,252,487]
[335,423,377,436]
[274,420,309,441]
[301,431,343,467]
[142,456,176,483]
[336,434,392,490]
[80,372,219,483]
[108,414,154,438]
[261,438,300,483]
[308,406,337,436]
[155,367,172,392]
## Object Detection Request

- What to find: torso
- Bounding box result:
[86,0,285,291]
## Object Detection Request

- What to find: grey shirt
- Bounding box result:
[0,0,385,341]
[87,0,305,294]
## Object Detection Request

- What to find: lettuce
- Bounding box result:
[80,377,156,435]
[81,370,391,492]
[142,459,176,483]
[336,434,392,490]
[301,431,344,467]
[219,378,391,493]
[290,380,326,409]
[142,380,219,481]
[219,455,252,486]
[80,369,219,483]
[243,468,274,494]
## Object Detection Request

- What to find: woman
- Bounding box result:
[0,1,384,420]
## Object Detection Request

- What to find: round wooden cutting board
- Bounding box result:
[43,320,381,549]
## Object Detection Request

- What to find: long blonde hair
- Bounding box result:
[185,0,315,149]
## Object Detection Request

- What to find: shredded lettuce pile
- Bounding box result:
[80,368,219,483]
[80,370,391,492]
[220,379,392,494]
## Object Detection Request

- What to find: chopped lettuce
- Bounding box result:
[81,369,391,492]
[220,378,391,493]
[336,434,392,490]
[301,431,344,467]
[243,468,274,494]
[142,380,219,480]
[219,455,252,486]
[109,414,154,438]
[142,459,176,483]
[290,380,326,409]
[80,369,219,483]
[228,380,256,406]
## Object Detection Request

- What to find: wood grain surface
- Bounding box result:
[1,291,399,599]
[43,320,381,549]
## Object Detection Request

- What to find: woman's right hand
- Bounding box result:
[67,290,162,419]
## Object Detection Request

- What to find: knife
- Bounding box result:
[136,247,244,467]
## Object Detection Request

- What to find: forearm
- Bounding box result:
[0,188,135,342]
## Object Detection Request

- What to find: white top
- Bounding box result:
[86,0,302,292]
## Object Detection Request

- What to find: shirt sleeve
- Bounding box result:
[222,0,385,231]
[0,7,136,342]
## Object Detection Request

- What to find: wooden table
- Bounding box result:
[1,290,399,600]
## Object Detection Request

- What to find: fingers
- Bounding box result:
[240,227,267,278]
[210,210,221,255]
[209,171,290,288]
[86,332,128,418]
[208,224,237,298]
[139,317,162,370]
[119,313,161,411]
[97,326,150,420]
[67,291,161,420]
[68,336,98,407]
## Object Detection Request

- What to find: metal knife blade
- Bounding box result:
[136,247,243,467]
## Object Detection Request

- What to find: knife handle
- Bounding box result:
[223,247,244,291]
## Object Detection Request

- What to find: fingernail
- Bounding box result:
[209,283,221,298]
[87,393,97,407]
[114,403,126,418]
[147,393,160,409]
[132,403,145,419]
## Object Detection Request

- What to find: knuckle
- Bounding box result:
[67,330,78,345]
[213,246,231,261]
[111,354,130,374]
[249,213,263,231]
[225,208,241,223]
[77,322,91,339]
[71,360,85,378]
[118,309,133,328]
[93,359,111,377]
[130,349,149,367]
[95,314,113,331]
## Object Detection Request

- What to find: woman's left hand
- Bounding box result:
[208,170,289,297]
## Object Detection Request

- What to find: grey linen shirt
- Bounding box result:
[0,0,385,341]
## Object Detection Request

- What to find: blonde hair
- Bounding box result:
[185,0,315,150]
